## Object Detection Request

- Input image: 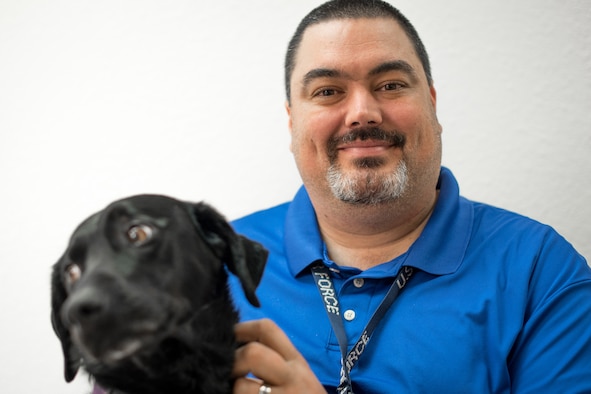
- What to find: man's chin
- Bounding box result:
[327,161,408,205]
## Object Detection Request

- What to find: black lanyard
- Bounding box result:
[311,263,415,394]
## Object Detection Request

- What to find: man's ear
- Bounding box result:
[285,100,294,153]
[429,84,437,111]
[428,84,443,135]
[188,202,268,307]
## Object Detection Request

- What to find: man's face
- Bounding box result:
[287,17,442,206]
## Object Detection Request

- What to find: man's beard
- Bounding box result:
[326,128,408,205]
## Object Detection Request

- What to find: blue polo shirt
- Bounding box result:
[229,167,591,393]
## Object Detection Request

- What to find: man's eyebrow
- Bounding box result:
[301,68,342,89]
[300,60,419,90]
[369,60,419,81]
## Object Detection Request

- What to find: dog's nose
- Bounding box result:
[63,287,108,326]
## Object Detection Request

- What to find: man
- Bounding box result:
[230,0,591,393]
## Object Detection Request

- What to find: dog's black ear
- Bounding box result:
[50,261,82,382]
[189,202,268,307]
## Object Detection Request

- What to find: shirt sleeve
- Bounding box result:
[508,230,591,393]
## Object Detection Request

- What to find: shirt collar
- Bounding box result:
[284,186,324,276]
[284,167,472,277]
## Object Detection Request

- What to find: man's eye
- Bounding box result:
[314,88,337,97]
[382,82,404,91]
[126,224,154,246]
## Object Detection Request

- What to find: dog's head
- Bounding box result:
[50,195,267,383]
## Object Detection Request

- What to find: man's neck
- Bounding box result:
[316,194,437,270]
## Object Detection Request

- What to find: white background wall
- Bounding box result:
[1,1,589,392]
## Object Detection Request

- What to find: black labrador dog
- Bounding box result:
[51,195,268,394]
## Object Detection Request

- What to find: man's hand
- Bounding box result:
[232,319,327,394]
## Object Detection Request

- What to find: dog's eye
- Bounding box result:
[126,224,154,246]
[65,263,82,286]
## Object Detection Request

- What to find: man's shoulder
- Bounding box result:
[231,201,291,236]
[466,198,586,264]
[469,198,555,236]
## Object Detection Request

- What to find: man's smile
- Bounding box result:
[337,140,395,157]
[328,127,406,163]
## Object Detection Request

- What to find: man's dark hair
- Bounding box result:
[284,0,432,103]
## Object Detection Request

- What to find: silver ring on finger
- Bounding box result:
[259,383,272,394]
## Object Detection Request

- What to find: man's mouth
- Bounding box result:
[328,127,406,161]
[338,139,394,150]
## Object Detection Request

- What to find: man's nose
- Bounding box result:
[344,89,382,128]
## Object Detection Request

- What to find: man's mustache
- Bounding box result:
[328,127,406,158]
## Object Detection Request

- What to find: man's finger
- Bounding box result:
[233,377,266,394]
[232,340,291,384]
[234,318,302,361]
